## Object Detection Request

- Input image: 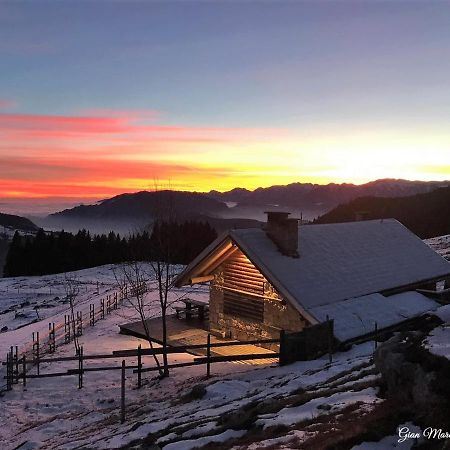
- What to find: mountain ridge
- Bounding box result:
[207,178,449,209]
[314,186,450,239]
[42,179,449,234]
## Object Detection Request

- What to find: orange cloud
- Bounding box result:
[0,109,288,199]
[4,108,447,202]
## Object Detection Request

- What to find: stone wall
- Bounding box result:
[209,265,309,350]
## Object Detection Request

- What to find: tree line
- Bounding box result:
[3,220,217,277]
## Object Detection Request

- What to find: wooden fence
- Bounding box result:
[0,282,143,392]
[3,336,280,423]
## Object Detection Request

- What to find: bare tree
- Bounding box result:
[114,261,164,374]
[64,274,81,355]
[114,184,194,378]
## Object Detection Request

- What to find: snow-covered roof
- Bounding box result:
[175,219,450,327]
[309,291,440,342]
[230,219,450,312]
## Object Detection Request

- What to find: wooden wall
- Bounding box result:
[209,248,308,347]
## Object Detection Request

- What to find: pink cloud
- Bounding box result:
[0,113,130,133]
[0,155,230,183]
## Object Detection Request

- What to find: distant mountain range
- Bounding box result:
[41,179,449,235]
[208,179,449,210]
[315,186,450,239]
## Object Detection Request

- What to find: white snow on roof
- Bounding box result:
[231,219,450,310]
[309,291,440,342]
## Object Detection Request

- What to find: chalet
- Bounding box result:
[174,213,450,345]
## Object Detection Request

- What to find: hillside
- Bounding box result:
[315,186,450,239]
[208,179,448,209]
[51,190,227,220]
[1,262,449,448]
[0,264,381,449]
[0,212,39,233]
[0,213,39,277]
[43,190,235,233]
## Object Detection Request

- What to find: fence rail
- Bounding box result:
[3,336,280,423]
[1,283,134,392]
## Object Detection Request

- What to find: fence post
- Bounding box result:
[101,299,105,319]
[114,292,118,309]
[49,322,55,352]
[279,329,286,366]
[78,346,83,389]
[121,360,126,424]
[326,315,333,364]
[374,322,378,350]
[10,346,17,384]
[90,304,95,326]
[14,346,18,384]
[6,353,11,391]
[22,355,26,386]
[77,311,83,336]
[36,332,40,376]
[65,315,71,343]
[137,345,142,388]
[206,333,211,378]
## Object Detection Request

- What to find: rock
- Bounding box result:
[14,312,28,319]
[179,383,207,403]
[0,326,8,332]
[374,330,450,429]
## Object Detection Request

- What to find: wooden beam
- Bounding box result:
[190,275,214,285]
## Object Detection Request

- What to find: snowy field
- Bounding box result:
[0,264,384,450]
[0,265,119,333]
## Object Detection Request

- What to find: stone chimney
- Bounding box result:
[265,211,299,257]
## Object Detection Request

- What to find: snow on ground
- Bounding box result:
[0,263,382,449]
[256,387,380,429]
[0,263,208,387]
[72,342,379,450]
[351,422,423,449]
[3,232,450,450]
[425,234,450,261]
[425,324,450,361]
[0,264,273,449]
[434,304,450,323]
[0,265,118,333]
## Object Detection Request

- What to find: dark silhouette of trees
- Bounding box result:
[3,221,217,277]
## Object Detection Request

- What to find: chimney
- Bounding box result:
[265,211,299,257]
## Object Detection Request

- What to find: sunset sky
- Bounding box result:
[1,1,450,208]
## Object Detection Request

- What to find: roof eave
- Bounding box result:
[173,230,233,287]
